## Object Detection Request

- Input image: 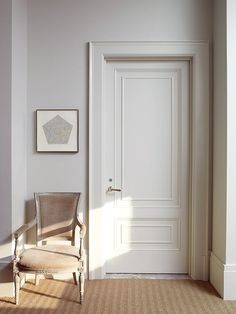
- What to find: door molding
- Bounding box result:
[89,41,209,280]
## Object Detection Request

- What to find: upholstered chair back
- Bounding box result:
[34,192,80,244]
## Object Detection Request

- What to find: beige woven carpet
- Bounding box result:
[1,279,236,314]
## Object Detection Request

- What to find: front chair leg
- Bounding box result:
[14,272,20,305]
[79,270,85,304]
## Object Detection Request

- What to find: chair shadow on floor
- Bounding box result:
[21,279,80,304]
[0,279,84,314]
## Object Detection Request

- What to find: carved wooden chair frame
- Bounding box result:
[13,192,86,305]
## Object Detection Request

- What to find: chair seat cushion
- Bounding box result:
[18,245,81,271]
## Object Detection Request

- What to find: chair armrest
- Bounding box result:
[14,218,36,239]
[13,218,36,262]
[76,217,86,238]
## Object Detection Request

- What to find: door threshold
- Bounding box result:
[105,273,190,280]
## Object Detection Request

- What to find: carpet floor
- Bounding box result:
[1,279,236,314]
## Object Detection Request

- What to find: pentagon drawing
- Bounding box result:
[43,115,73,144]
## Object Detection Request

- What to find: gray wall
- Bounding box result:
[12,0,28,236]
[0,0,13,297]
[0,0,12,263]
[0,0,27,297]
[27,0,213,236]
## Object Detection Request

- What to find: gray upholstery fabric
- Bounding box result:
[18,245,81,271]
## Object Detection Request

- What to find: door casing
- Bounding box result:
[89,41,210,280]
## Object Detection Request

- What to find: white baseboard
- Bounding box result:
[210,251,236,300]
[210,252,224,297]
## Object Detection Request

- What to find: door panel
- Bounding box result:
[104,60,189,273]
[115,218,180,251]
[122,77,173,200]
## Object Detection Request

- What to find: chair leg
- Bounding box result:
[35,273,40,286]
[73,272,77,285]
[14,272,20,305]
[79,270,85,304]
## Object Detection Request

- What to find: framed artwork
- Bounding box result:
[36,109,79,153]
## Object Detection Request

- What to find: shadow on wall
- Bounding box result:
[0,257,13,284]
[0,200,35,286]
[0,235,14,285]
[0,199,35,289]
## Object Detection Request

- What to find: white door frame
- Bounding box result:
[89,41,209,280]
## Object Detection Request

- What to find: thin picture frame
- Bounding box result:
[36,109,79,153]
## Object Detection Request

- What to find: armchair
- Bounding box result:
[13,192,86,305]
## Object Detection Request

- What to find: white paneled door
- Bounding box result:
[103,60,190,274]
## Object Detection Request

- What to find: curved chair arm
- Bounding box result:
[14,218,36,260]
[76,217,86,238]
[14,218,36,240]
[76,217,86,260]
